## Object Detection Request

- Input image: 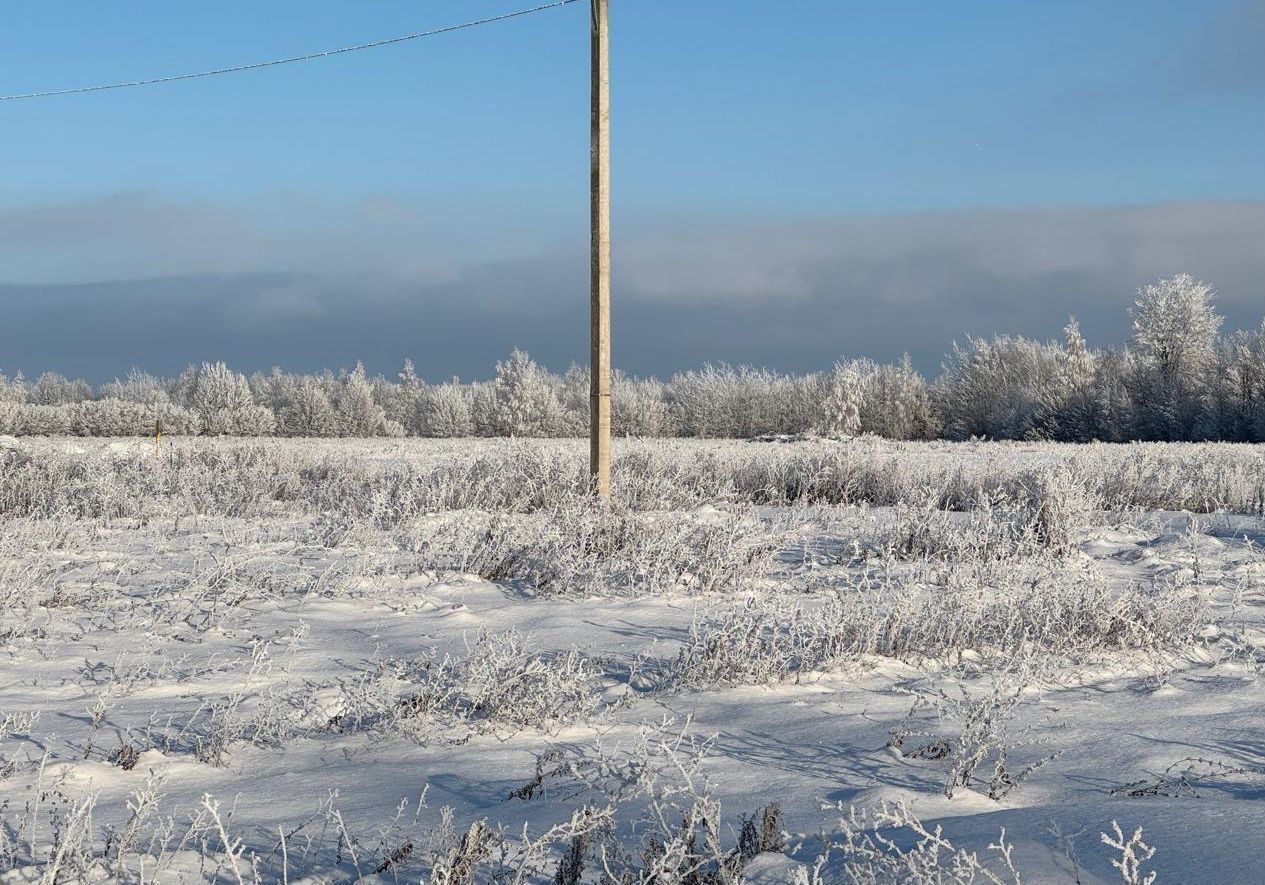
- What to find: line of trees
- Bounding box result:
[2,274,1263,442]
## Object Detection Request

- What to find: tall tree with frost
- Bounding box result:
[1038,318,1100,441]
[186,362,275,436]
[100,370,170,407]
[280,376,338,436]
[334,363,400,437]
[940,336,1064,440]
[0,371,27,404]
[488,350,564,437]
[1129,273,1222,439]
[611,372,674,437]
[1131,274,1221,379]
[819,361,864,437]
[1226,320,1265,442]
[418,382,474,437]
[28,372,92,405]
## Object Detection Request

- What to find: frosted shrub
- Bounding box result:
[71,398,200,436]
[0,711,41,779]
[799,803,1148,885]
[508,719,781,883]
[1101,822,1158,885]
[889,680,1060,800]
[409,630,608,735]
[0,403,73,435]
[665,595,848,688]
[156,629,309,766]
[667,562,1207,689]
[5,437,1265,520]
[1011,465,1100,554]
[329,630,610,740]
[407,503,781,597]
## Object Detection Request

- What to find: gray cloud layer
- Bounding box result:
[1,196,1261,382]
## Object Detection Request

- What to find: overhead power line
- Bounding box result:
[0,0,584,102]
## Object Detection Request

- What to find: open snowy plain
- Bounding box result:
[1,437,1263,883]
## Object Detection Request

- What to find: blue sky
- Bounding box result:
[2,0,1263,380]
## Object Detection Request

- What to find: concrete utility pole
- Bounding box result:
[589,0,612,498]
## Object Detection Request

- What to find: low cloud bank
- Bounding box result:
[1,196,1261,381]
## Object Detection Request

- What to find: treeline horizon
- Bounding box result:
[3,274,1264,443]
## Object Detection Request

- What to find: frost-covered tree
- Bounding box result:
[0,371,27,404]
[612,372,674,437]
[481,350,565,437]
[181,362,274,436]
[100,369,171,407]
[1061,318,1096,388]
[814,358,937,440]
[1034,319,1101,441]
[333,363,402,437]
[1087,348,1136,442]
[557,364,591,437]
[1131,274,1221,380]
[28,372,92,405]
[819,362,863,437]
[861,356,939,440]
[669,365,732,438]
[418,381,474,437]
[939,336,1064,440]
[383,359,426,433]
[275,375,338,436]
[1224,320,1265,442]
[669,364,811,438]
[1129,273,1222,439]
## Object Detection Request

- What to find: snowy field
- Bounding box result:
[1,436,1264,883]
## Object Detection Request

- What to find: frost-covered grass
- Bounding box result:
[3,435,1264,519]
[1,436,1263,882]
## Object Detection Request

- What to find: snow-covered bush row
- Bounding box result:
[664,562,1207,689]
[402,504,782,597]
[4,436,1261,521]
[3,274,1264,441]
[0,399,202,437]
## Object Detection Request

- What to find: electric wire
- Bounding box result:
[0,0,584,102]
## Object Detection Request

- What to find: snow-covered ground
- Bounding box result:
[1,437,1263,883]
